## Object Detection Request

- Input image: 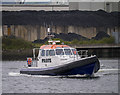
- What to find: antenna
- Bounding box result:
[47,27,55,45]
[47,27,51,45]
[47,27,60,45]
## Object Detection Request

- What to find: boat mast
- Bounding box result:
[47,27,51,45]
[47,22,55,45]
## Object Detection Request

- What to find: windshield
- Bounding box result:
[49,50,55,56]
[64,49,72,55]
[41,50,45,56]
[56,49,64,55]
[46,50,49,56]
[72,49,78,55]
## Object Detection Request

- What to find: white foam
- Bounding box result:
[8,72,31,77]
[8,69,119,77]
[8,72,21,76]
[8,72,58,77]
[31,75,55,78]
[99,69,120,72]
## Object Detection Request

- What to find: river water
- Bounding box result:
[2,59,119,93]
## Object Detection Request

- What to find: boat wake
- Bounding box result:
[8,69,119,78]
[99,69,119,72]
[8,72,21,76]
[8,72,59,78]
[8,72,98,78]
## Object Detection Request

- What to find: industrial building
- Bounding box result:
[1,1,120,12]
[1,1,120,43]
[69,2,120,12]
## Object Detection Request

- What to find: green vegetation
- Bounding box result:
[2,36,115,50]
[70,37,115,45]
[50,37,115,45]
[32,43,42,48]
[2,36,115,60]
[2,37,33,50]
[2,37,45,50]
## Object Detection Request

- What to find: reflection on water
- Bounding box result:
[2,59,119,93]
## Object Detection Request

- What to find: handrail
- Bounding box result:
[78,50,88,58]
[33,48,40,59]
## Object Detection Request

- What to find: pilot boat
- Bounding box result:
[20,28,100,76]
[20,41,100,76]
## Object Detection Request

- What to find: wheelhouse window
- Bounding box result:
[56,49,64,55]
[49,50,55,56]
[46,50,49,56]
[64,49,72,55]
[72,49,77,55]
[41,50,45,56]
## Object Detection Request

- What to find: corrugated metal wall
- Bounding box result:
[69,2,119,12]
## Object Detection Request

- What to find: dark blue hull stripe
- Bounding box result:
[61,62,95,75]
[20,56,100,75]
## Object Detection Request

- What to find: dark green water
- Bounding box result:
[77,48,120,58]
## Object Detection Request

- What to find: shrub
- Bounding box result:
[2,37,33,50]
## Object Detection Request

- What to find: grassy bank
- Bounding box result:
[50,37,115,45]
[2,37,33,50]
[70,37,115,45]
[2,36,115,60]
[2,36,115,50]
